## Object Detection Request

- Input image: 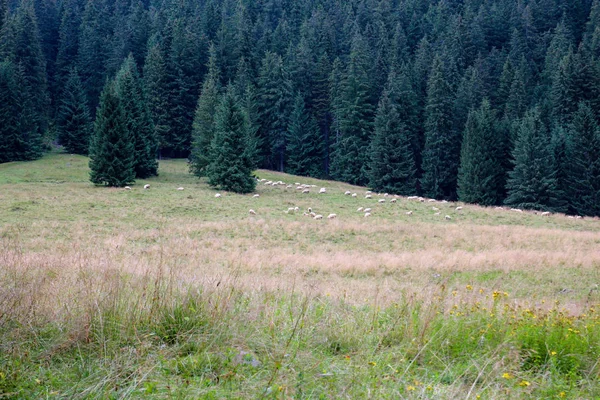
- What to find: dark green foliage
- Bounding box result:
[206,86,256,194]
[56,68,92,155]
[190,44,221,177]
[421,55,459,200]
[458,99,507,205]
[286,93,324,178]
[89,81,135,187]
[567,102,600,216]
[504,109,566,212]
[114,55,158,179]
[143,39,170,157]
[368,70,417,195]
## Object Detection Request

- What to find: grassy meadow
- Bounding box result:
[1,153,600,399]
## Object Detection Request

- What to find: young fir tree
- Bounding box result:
[56,68,92,155]
[286,93,324,178]
[457,99,507,205]
[114,55,158,179]
[206,85,256,194]
[367,70,417,195]
[567,102,600,216]
[190,43,221,177]
[420,55,459,199]
[89,81,135,187]
[504,109,566,212]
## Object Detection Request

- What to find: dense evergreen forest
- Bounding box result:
[1,0,600,214]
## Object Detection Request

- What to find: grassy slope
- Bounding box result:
[1,153,599,399]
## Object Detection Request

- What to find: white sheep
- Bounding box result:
[265,181,272,185]
[432,207,439,211]
[365,194,372,199]
[253,194,260,198]
[511,208,523,213]
[366,191,372,195]
[378,199,386,203]
[357,207,364,212]
[177,187,184,191]
[302,189,310,194]
[418,197,425,202]
[540,211,550,216]
[249,209,256,215]
[294,207,299,212]
[390,198,397,203]
[434,212,441,215]
[286,207,295,213]
[124,186,132,190]
[428,199,437,203]
[407,196,418,200]
[286,185,293,189]
[456,206,463,211]
[295,182,301,185]
[445,215,452,220]
[495,206,504,210]
[345,191,351,195]
[351,193,357,198]
[384,193,389,197]
[143,184,150,189]
[406,211,413,215]
[364,208,372,213]
[215,193,221,198]
[314,214,323,220]
[319,188,327,194]
[327,213,337,219]
[364,212,371,217]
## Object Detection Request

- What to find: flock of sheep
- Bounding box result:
[133,178,589,222]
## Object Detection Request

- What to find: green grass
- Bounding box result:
[1,153,600,398]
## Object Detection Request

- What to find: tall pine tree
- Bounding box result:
[286,93,324,178]
[56,68,92,155]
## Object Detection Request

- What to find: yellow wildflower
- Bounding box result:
[502,372,513,379]
[519,380,530,387]
[406,385,416,391]
[466,284,473,291]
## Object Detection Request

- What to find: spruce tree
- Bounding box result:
[567,102,600,216]
[56,68,92,155]
[368,71,417,195]
[420,55,459,199]
[504,109,566,212]
[114,54,158,179]
[206,86,256,194]
[143,39,170,157]
[457,99,507,205]
[190,43,221,177]
[89,81,135,187]
[286,93,324,178]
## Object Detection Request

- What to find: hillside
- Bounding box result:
[1,154,600,398]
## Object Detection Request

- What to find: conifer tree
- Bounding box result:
[143,39,170,157]
[206,86,256,194]
[368,70,417,195]
[457,99,507,205]
[89,81,135,187]
[190,43,221,177]
[286,93,324,178]
[114,55,158,179]
[421,55,459,199]
[56,68,92,155]
[567,102,600,216]
[504,109,566,212]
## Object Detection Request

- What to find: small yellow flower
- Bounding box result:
[502,372,513,379]
[550,351,557,356]
[406,385,416,391]
[519,380,530,387]
[466,284,473,291]
[479,288,484,294]
[452,290,458,296]
[368,361,376,366]
[559,392,566,398]
[426,386,433,391]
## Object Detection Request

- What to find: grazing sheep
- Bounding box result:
[295,182,300,185]
[365,194,372,199]
[434,212,441,215]
[419,197,425,202]
[495,206,504,210]
[345,191,352,195]
[432,207,439,211]
[249,209,256,215]
[456,206,463,211]
[366,191,372,195]
[302,189,310,194]
[314,214,323,220]
[327,213,337,219]
[540,211,551,216]
[259,179,266,182]
[265,181,272,185]
[124,186,131,190]
[441,200,448,204]
[351,193,357,197]
[428,199,437,203]
[143,184,150,189]
[286,207,295,213]
[364,212,371,217]
[576,215,583,219]
[286,185,292,189]
[378,199,386,203]
[253,194,260,198]
[357,207,364,212]
[568,216,575,219]
[319,188,327,194]
[510,208,523,213]
[445,215,452,220]
[407,196,418,200]
[177,187,184,191]
[406,211,413,215]
[390,198,397,203]
[364,208,372,213]
[215,193,221,198]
